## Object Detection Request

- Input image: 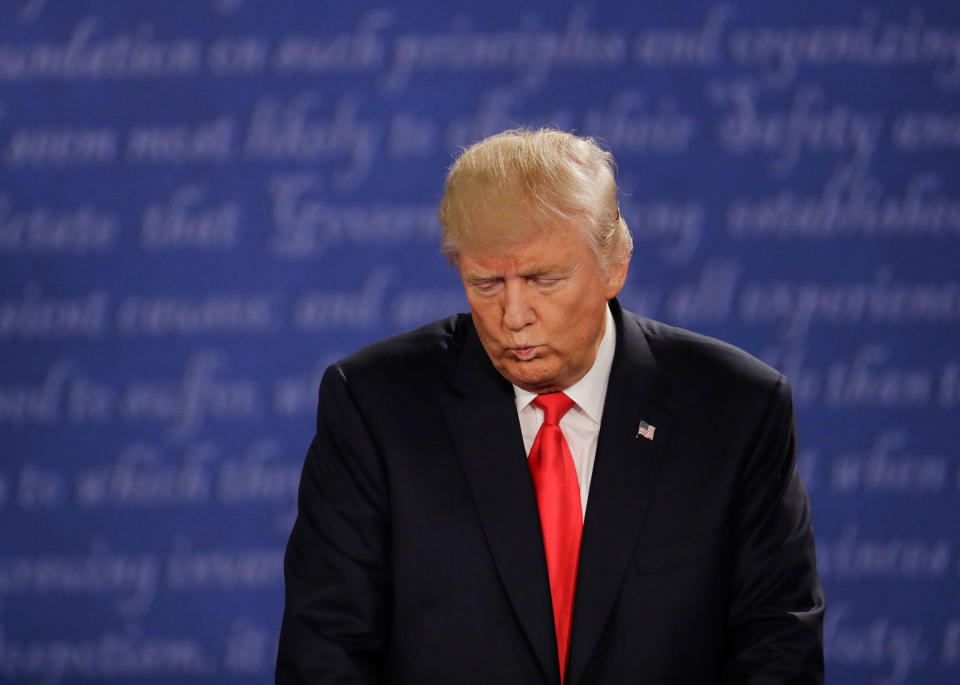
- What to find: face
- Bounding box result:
[456,212,628,393]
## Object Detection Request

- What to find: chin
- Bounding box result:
[502,362,561,392]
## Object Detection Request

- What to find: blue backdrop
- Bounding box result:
[2,1,959,683]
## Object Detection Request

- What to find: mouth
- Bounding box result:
[509,345,541,361]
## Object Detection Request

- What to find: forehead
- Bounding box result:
[456,220,593,275]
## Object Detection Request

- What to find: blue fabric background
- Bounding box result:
[2,1,958,682]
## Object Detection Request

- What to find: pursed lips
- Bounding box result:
[507,344,542,360]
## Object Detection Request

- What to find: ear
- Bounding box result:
[603,257,630,300]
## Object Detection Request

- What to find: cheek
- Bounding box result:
[558,296,605,348]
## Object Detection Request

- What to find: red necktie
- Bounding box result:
[528,392,582,682]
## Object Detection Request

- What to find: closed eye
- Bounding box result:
[532,277,562,289]
[469,279,502,294]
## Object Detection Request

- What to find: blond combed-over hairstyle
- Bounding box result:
[438,128,633,271]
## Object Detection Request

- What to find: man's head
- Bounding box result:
[438,128,633,393]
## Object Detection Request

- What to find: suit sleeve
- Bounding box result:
[276,363,390,684]
[723,374,825,685]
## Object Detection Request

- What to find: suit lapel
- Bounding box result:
[566,303,673,685]
[442,324,560,684]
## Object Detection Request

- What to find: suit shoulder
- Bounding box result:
[631,314,784,394]
[333,313,469,388]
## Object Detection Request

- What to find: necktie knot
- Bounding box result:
[532,392,574,426]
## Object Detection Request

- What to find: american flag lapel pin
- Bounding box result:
[636,420,656,440]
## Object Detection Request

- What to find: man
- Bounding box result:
[276,128,825,684]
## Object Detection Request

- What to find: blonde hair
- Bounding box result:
[438,128,633,270]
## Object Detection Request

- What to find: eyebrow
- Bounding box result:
[522,265,567,278]
[462,273,501,284]
[462,264,570,283]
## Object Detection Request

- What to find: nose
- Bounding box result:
[501,279,535,331]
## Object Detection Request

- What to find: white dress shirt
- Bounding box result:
[513,304,616,518]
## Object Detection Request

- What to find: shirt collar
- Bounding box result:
[513,303,616,425]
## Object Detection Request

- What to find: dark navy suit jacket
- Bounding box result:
[276,300,825,684]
